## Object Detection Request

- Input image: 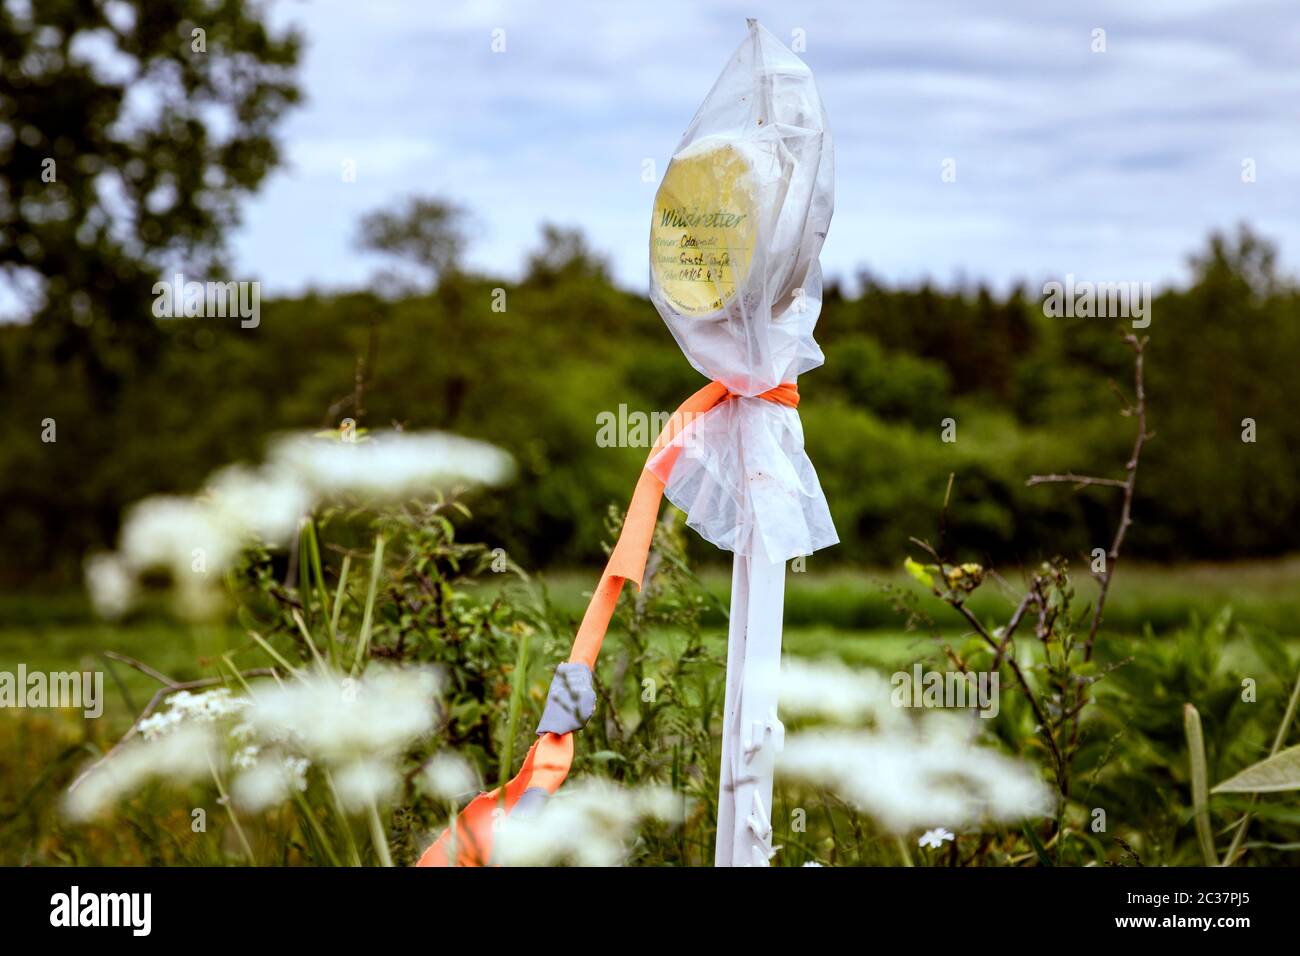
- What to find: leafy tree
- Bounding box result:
[356,196,470,293]
[523,222,610,287]
[0,0,301,378]
[0,0,300,586]
[820,333,950,428]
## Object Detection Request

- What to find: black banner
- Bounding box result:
[0,865,1276,940]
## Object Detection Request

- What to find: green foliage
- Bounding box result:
[1068,609,1298,865]
[1183,702,1218,865]
[0,0,301,371]
[3,225,1299,586]
[356,196,471,292]
[0,0,302,591]
[819,333,951,427]
[1215,744,1300,794]
[893,559,1300,866]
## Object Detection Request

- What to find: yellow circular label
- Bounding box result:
[650,141,757,317]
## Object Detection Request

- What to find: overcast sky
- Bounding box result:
[237,0,1300,297]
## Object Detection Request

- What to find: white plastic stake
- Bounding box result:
[715,541,786,866]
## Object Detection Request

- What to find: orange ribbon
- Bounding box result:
[417,381,797,866]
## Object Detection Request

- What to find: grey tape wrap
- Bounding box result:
[511,786,550,818]
[535,661,596,736]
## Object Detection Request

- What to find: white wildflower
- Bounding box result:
[270,430,514,503]
[137,709,182,742]
[779,726,1053,834]
[245,667,439,764]
[118,495,241,579]
[421,751,477,800]
[232,745,261,771]
[84,429,510,623]
[232,759,288,812]
[802,861,825,867]
[334,758,400,812]
[204,464,308,547]
[138,688,249,741]
[168,688,248,721]
[64,724,217,821]
[919,827,956,849]
[84,552,136,619]
[284,755,311,792]
[771,657,903,726]
[493,780,682,867]
[232,753,312,812]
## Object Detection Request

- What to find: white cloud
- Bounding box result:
[232,0,1300,296]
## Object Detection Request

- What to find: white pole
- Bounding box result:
[715,542,786,866]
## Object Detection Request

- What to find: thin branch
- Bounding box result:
[1025,473,1128,489]
[991,592,1034,671]
[1082,334,1150,662]
[102,651,174,687]
[1056,334,1152,778]
[1107,377,1133,413]
[907,537,1063,775]
[914,334,1155,800]
[937,472,955,561]
[947,597,1064,781]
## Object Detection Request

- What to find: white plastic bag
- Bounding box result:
[647,20,837,562]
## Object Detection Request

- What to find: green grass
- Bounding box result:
[531,555,1300,639]
[5,556,1297,730]
[0,620,253,726]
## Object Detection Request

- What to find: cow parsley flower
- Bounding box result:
[244,666,440,764]
[138,688,249,741]
[779,725,1053,833]
[84,430,512,621]
[421,751,478,800]
[770,657,903,727]
[64,724,218,821]
[492,780,682,867]
[232,753,313,812]
[204,463,308,547]
[232,745,261,771]
[334,758,400,812]
[919,827,955,849]
[270,430,515,502]
[773,657,1052,835]
[119,495,242,581]
[84,553,135,620]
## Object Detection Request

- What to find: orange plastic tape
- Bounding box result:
[417,381,797,866]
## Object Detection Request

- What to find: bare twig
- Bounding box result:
[103,651,174,687]
[1026,335,1150,662]
[1025,473,1127,489]
[909,334,1152,810]
[1041,334,1153,782]
[945,597,1064,782]
[992,592,1035,671]
[1107,377,1133,412]
[1082,334,1151,662]
[937,472,955,561]
[910,534,1065,781]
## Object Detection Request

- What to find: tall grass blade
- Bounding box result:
[498,629,531,795]
[352,534,385,674]
[1183,703,1219,865]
